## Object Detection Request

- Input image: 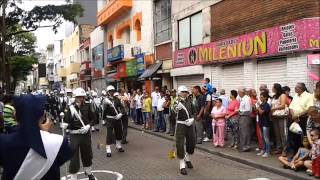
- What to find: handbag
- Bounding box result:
[289,122,302,134]
[272,98,289,117]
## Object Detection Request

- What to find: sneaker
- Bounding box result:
[262,153,269,157]
[256,151,265,156]
[203,137,210,142]
[255,147,260,151]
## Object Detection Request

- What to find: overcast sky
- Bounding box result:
[19,0,71,51]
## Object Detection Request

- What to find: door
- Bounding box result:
[222,63,244,95]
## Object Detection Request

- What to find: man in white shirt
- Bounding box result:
[218,89,229,109]
[135,89,143,125]
[151,86,160,131]
[238,87,252,152]
[155,91,165,132]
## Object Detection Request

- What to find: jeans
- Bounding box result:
[136,108,143,125]
[260,126,270,154]
[130,108,136,122]
[164,113,170,133]
[195,119,203,141]
[152,107,158,130]
[143,112,151,128]
[157,111,165,131]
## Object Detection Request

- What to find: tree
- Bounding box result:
[9,55,37,87]
[0,0,84,91]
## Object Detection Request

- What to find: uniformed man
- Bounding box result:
[103,85,125,157]
[64,88,97,180]
[58,90,67,122]
[174,85,196,175]
[118,88,130,144]
[91,91,100,132]
[65,89,74,106]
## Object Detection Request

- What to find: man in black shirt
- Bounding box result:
[192,86,205,144]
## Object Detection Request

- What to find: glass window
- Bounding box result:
[178,12,202,49]
[154,0,171,44]
[178,18,190,49]
[191,13,202,46]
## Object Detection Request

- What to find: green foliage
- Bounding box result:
[9,55,37,81]
[8,25,37,56]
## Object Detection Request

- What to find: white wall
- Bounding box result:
[90,27,104,48]
[105,0,154,54]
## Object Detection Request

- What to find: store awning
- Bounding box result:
[139,62,162,79]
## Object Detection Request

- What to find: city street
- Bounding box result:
[61,127,290,180]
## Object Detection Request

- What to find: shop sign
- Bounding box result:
[132,47,142,56]
[174,18,320,68]
[307,54,320,65]
[136,53,144,75]
[92,43,104,70]
[107,45,124,62]
[126,59,137,77]
[116,62,126,78]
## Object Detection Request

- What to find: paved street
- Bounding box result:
[60,126,290,180]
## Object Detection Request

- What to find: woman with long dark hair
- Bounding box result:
[271,83,288,154]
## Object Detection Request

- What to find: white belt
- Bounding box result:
[177,120,187,125]
[69,129,82,134]
[106,115,117,119]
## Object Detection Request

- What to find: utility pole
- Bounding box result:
[1,0,7,91]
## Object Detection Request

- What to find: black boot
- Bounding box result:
[180,168,187,175]
[117,148,125,152]
[186,161,193,169]
[87,174,96,180]
[121,140,128,144]
[106,153,112,157]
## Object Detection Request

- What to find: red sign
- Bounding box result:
[115,62,126,78]
[174,18,320,68]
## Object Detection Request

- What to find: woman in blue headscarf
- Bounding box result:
[0,95,73,180]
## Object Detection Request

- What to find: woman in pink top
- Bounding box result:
[211,98,226,147]
[226,90,240,148]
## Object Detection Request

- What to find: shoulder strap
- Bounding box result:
[105,97,119,115]
[178,101,190,119]
[70,105,85,127]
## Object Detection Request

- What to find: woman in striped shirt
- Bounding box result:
[3,95,17,133]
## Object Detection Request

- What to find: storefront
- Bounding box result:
[173,18,320,93]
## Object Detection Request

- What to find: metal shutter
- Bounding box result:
[176,75,204,90]
[257,58,287,92]
[222,63,244,95]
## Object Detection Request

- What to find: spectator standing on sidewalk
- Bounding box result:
[283,86,293,105]
[151,86,160,130]
[192,86,205,144]
[163,95,171,134]
[142,92,152,130]
[201,86,212,142]
[226,90,240,148]
[218,89,229,109]
[170,89,178,136]
[238,87,252,152]
[134,89,144,125]
[271,83,288,155]
[204,78,213,95]
[3,95,18,133]
[211,98,227,147]
[288,83,314,153]
[256,92,271,157]
[155,91,166,132]
[250,89,262,151]
[129,90,136,123]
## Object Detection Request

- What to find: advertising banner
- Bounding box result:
[136,53,144,75]
[126,60,137,77]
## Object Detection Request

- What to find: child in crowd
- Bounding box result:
[211,98,226,147]
[304,128,320,177]
[142,92,152,130]
[256,92,271,157]
[279,137,310,170]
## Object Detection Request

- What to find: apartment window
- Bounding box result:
[154,0,171,44]
[122,28,130,44]
[178,12,202,49]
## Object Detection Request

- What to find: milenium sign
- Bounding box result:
[174,18,320,68]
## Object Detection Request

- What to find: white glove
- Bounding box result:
[80,125,91,134]
[185,118,194,126]
[116,113,123,120]
[60,123,68,130]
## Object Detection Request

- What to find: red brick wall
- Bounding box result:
[155,43,172,60]
[211,0,320,41]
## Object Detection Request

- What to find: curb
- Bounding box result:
[128,125,313,180]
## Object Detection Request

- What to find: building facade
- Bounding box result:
[97,0,154,92]
[58,24,95,89]
[171,0,320,94]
